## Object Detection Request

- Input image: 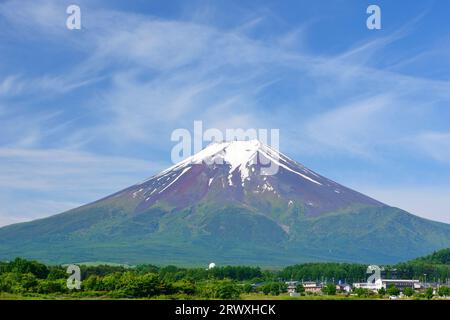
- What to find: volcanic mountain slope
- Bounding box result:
[0,140,449,266]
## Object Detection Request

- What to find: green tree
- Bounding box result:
[403,287,414,297]
[242,283,253,294]
[425,287,434,299]
[296,284,305,294]
[378,287,386,295]
[260,282,282,296]
[9,258,49,279]
[0,273,22,293]
[437,286,450,297]
[81,264,127,279]
[20,273,38,292]
[198,280,240,299]
[262,283,271,295]
[135,264,160,275]
[47,267,67,280]
[115,272,141,297]
[173,279,196,295]
[322,283,337,295]
[270,283,280,296]
[386,284,400,296]
[216,280,240,299]
[354,287,370,297]
[101,272,122,291]
[36,279,66,294]
[115,272,167,298]
[83,275,102,291]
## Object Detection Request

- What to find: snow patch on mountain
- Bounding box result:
[136,140,330,198]
[159,166,191,193]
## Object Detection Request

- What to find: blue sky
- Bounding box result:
[1,0,450,226]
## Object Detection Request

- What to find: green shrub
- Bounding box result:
[437,286,450,297]
[36,279,67,294]
[403,287,414,297]
[386,284,400,296]
[322,283,337,295]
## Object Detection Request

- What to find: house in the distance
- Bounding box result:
[302,281,323,293]
[285,281,299,296]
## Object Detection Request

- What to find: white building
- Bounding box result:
[353,279,420,292]
[353,280,382,291]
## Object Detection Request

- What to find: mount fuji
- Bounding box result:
[0,140,449,266]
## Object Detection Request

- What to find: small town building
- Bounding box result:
[382,279,420,290]
[302,281,323,293]
[353,279,420,292]
[284,281,301,297]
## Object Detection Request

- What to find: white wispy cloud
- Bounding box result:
[0,147,164,192]
[0,75,24,96]
[0,147,166,226]
[414,131,450,163]
[304,95,395,158]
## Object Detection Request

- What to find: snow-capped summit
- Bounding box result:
[158,139,265,178]
[118,140,383,214]
[161,139,280,184]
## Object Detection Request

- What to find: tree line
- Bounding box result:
[1,250,449,299]
[0,258,263,298]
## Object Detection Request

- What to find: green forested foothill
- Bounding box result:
[0,249,449,299]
